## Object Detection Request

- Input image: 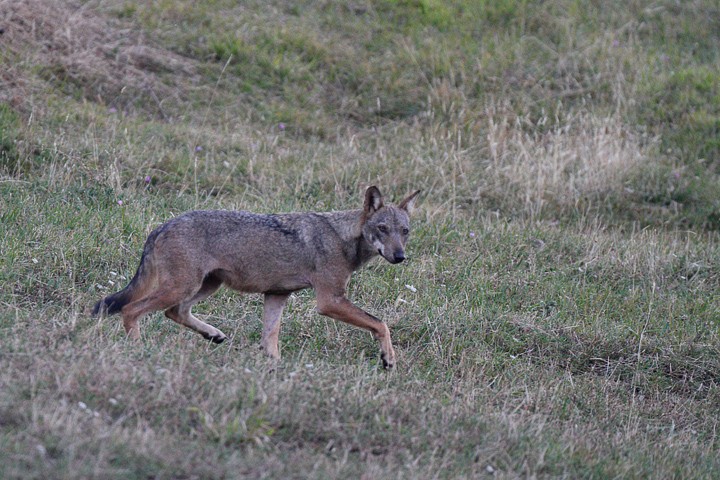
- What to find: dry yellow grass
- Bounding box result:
[482,110,653,217]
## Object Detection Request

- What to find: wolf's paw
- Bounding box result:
[203,331,227,344]
[380,351,395,370]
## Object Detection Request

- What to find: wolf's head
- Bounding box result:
[361,186,421,264]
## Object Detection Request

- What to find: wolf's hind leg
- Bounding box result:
[121,289,189,340]
[260,293,290,359]
[164,274,226,343]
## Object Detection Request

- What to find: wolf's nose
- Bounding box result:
[393,252,405,263]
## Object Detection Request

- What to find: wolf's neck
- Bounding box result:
[322,209,362,240]
[325,209,378,269]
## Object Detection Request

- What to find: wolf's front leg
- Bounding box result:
[315,291,396,369]
[260,293,290,359]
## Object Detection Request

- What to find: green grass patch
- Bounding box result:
[639,65,720,160]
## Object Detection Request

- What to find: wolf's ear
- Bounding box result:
[364,186,384,214]
[398,190,421,215]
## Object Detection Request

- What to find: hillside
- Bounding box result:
[1,1,719,478]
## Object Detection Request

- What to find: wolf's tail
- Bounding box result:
[92,287,133,316]
[91,250,150,316]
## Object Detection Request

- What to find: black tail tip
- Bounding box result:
[91,299,104,316]
[93,294,126,316]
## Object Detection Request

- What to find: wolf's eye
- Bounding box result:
[402,227,410,235]
[378,224,388,233]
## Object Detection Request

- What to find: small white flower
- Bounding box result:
[405,284,417,293]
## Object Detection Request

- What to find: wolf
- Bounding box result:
[92,186,420,369]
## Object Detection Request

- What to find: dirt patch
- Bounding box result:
[0,0,198,117]
[502,314,720,398]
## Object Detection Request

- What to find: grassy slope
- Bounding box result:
[1,0,719,478]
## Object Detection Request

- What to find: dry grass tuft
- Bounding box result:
[479,108,653,217]
[0,0,197,116]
